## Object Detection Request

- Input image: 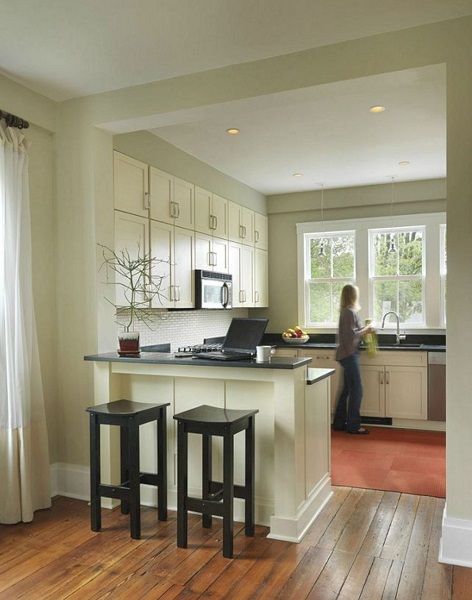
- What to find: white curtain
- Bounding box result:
[0,122,51,523]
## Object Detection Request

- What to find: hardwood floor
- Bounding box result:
[0,490,470,599]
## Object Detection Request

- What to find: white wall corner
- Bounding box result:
[439,505,472,567]
[50,463,90,502]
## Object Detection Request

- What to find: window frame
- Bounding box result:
[297,212,446,332]
[304,230,356,328]
[368,225,426,328]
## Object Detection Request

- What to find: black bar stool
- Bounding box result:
[86,399,169,539]
[174,404,258,558]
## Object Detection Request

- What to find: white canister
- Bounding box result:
[256,345,272,363]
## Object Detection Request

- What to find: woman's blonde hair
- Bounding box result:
[340,284,360,311]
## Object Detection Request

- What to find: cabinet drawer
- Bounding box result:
[360,350,426,367]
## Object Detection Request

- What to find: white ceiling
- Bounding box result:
[149,65,446,194]
[0,0,470,101]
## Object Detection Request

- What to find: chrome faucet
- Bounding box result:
[381,311,407,345]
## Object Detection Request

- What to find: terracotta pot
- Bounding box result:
[118,331,140,356]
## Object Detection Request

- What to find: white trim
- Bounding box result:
[267,474,332,542]
[439,506,472,567]
[50,463,90,501]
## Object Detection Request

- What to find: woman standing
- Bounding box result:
[333,284,373,434]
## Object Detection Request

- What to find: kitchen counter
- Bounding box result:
[85,352,334,542]
[84,352,312,369]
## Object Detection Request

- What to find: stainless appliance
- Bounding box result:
[195,270,232,309]
[428,352,446,421]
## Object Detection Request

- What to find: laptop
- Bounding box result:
[193,318,269,361]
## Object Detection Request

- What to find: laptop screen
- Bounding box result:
[222,318,269,353]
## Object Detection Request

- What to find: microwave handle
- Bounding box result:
[221,282,229,308]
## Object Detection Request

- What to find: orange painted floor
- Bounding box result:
[331,427,446,498]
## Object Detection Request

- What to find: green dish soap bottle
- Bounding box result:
[364,318,378,358]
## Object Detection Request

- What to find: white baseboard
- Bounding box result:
[50,463,90,501]
[439,505,472,567]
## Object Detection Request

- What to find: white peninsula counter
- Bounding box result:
[84,352,334,542]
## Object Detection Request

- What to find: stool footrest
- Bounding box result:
[187,496,225,517]
[140,472,159,486]
[98,484,130,500]
[209,480,248,500]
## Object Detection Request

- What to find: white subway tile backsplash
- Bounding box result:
[117,309,249,350]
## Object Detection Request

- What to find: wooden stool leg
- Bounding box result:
[245,416,255,536]
[120,425,130,515]
[128,420,141,539]
[177,421,188,548]
[202,434,212,528]
[223,432,234,558]
[157,406,167,521]
[89,413,101,532]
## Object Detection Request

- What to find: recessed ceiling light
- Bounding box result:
[292,172,304,177]
[398,160,410,166]
[226,128,240,135]
[369,105,386,113]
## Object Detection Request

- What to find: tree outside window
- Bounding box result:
[369,227,425,325]
[305,231,355,325]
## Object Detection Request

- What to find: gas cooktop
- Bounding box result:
[177,343,223,353]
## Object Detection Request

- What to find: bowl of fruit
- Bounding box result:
[282,326,310,344]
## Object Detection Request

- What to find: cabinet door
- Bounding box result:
[149,167,173,224]
[149,220,173,308]
[360,365,386,417]
[228,201,241,243]
[212,194,228,239]
[114,211,149,307]
[173,226,194,308]
[173,177,194,229]
[254,248,268,307]
[194,232,213,271]
[254,212,268,250]
[113,152,149,218]
[228,242,242,307]
[385,366,427,420]
[240,207,255,245]
[212,237,229,273]
[240,244,254,306]
[194,186,212,235]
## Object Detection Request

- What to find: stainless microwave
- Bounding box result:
[195,270,232,309]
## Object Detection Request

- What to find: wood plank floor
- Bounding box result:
[0,490,470,599]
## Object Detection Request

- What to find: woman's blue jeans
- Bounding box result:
[333,353,363,433]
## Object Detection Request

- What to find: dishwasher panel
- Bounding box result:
[428,352,446,421]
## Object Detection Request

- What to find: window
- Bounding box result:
[304,231,355,326]
[369,227,425,326]
[297,213,446,330]
[440,224,447,325]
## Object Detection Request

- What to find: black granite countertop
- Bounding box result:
[262,333,446,352]
[84,352,312,370]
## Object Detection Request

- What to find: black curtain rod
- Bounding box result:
[0,109,29,129]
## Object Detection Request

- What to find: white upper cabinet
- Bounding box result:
[228,201,255,245]
[149,167,194,229]
[254,213,268,250]
[173,177,195,230]
[195,187,228,238]
[194,187,213,235]
[114,152,149,218]
[211,194,228,239]
[254,248,269,307]
[229,241,254,307]
[195,232,229,273]
[114,211,149,307]
[150,221,194,309]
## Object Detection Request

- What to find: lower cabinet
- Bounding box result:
[360,352,428,420]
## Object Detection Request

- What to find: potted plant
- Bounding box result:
[98,243,167,356]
